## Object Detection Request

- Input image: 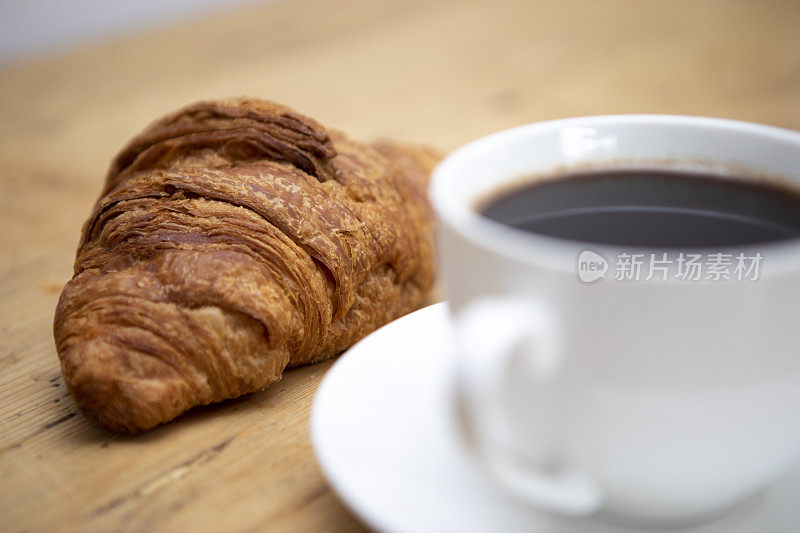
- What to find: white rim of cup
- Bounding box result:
[430,114,800,277]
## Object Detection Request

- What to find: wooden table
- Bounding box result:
[2,0,799,530]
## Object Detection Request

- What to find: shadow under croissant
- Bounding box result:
[57,358,338,447]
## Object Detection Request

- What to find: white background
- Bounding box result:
[0,0,270,63]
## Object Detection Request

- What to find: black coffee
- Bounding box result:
[479,169,800,247]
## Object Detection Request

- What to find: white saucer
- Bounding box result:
[311,303,800,533]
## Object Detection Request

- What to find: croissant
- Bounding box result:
[53,98,438,432]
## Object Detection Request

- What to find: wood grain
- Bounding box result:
[1,0,799,530]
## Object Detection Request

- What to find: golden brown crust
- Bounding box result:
[53,98,438,432]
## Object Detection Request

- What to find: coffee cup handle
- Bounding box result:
[454,296,602,516]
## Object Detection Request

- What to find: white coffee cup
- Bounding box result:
[430,116,800,527]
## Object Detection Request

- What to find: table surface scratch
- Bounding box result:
[2,0,799,530]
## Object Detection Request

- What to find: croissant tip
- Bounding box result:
[59,338,182,433]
